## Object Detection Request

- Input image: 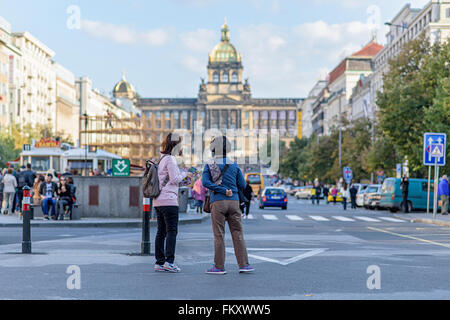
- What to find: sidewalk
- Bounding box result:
[0,213,210,228]
[394,212,450,227]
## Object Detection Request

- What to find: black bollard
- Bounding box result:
[141,197,151,255]
[22,186,32,254]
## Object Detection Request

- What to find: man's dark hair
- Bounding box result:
[47,173,53,178]
[26,163,32,169]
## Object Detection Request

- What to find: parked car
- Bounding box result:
[379,177,445,213]
[289,186,303,196]
[363,185,382,209]
[356,185,369,207]
[295,187,313,199]
[260,187,288,210]
[328,190,343,203]
[353,183,368,194]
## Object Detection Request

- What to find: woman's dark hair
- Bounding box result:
[161,133,183,156]
[210,136,231,157]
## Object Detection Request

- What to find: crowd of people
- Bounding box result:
[0,164,77,220]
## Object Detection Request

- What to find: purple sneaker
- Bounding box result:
[206,266,227,275]
[239,265,255,273]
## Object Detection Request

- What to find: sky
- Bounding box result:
[0,0,430,98]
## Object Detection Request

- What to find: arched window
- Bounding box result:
[213,72,219,83]
[232,72,238,83]
[222,72,229,83]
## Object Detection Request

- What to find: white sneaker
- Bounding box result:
[163,262,181,273]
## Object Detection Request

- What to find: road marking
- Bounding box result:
[355,216,380,222]
[378,217,406,223]
[263,215,278,221]
[309,215,330,221]
[332,216,355,222]
[286,215,304,221]
[367,227,450,249]
[247,214,255,220]
[226,248,327,266]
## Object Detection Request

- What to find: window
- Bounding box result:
[213,72,219,83]
[31,156,50,172]
[232,72,238,83]
[222,72,229,83]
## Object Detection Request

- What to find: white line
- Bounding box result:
[286,215,304,221]
[247,214,255,220]
[378,217,406,223]
[263,215,279,221]
[355,216,381,222]
[309,215,330,221]
[367,227,450,249]
[332,216,355,222]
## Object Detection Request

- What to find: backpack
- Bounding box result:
[142,155,169,199]
[18,172,27,189]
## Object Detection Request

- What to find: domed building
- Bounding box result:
[113,72,136,100]
[84,23,303,167]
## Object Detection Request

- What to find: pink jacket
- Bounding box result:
[192,179,207,201]
[154,155,186,207]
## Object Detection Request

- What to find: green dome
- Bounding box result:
[209,23,241,63]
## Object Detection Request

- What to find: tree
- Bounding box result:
[0,133,20,168]
[377,34,449,177]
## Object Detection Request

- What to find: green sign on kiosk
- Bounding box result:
[112,159,130,177]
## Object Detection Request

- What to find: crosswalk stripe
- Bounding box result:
[332,216,355,222]
[379,217,405,223]
[247,214,255,220]
[286,215,304,221]
[263,215,279,221]
[355,216,381,222]
[309,215,330,221]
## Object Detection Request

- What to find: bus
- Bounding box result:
[244,172,265,196]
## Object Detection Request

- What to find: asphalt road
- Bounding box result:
[0,196,449,300]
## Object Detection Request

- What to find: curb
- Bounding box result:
[0,215,210,229]
[393,214,450,227]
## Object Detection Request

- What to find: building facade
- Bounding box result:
[371,0,450,109]
[300,80,327,139]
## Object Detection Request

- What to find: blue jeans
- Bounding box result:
[42,198,57,217]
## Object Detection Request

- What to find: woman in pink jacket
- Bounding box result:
[154,133,193,273]
[192,178,207,214]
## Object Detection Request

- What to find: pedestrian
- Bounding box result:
[192,177,207,214]
[39,173,58,220]
[240,180,253,219]
[401,175,409,213]
[9,165,19,213]
[33,175,45,207]
[340,183,350,211]
[202,136,254,275]
[331,186,338,205]
[438,175,449,215]
[349,184,358,209]
[57,176,73,220]
[322,184,329,204]
[0,169,4,213]
[314,182,321,205]
[153,133,193,273]
[2,168,17,215]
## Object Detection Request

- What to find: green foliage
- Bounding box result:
[0,132,20,168]
[377,35,450,177]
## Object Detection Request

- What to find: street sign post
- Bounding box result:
[343,167,353,184]
[112,159,130,177]
[423,133,447,219]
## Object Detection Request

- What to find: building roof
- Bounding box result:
[351,41,384,58]
[209,22,241,64]
[113,72,135,99]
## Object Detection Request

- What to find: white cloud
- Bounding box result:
[181,56,205,73]
[180,28,217,53]
[81,20,169,46]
